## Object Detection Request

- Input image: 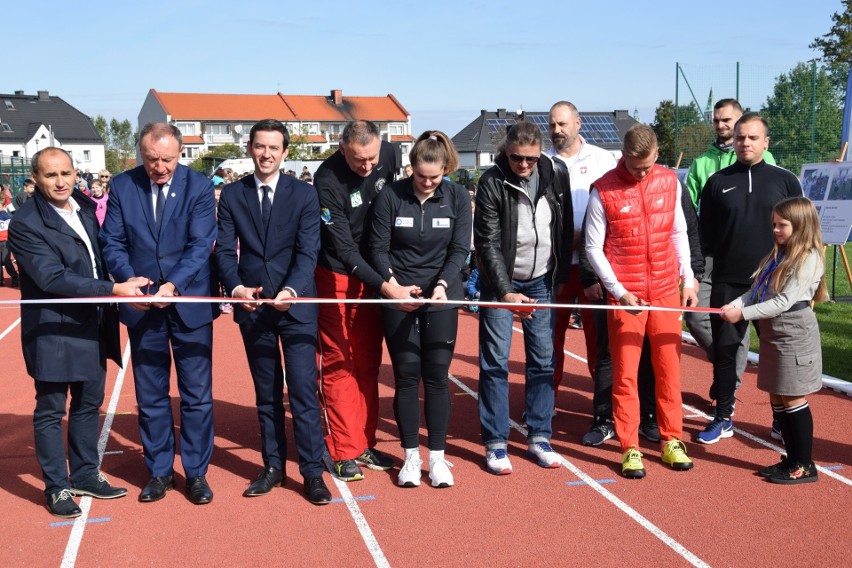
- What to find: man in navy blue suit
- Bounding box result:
[215,119,331,505]
[100,123,218,505]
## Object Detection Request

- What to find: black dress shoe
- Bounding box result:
[186,476,213,505]
[139,475,174,503]
[47,489,82,518]
[243,467,285,497]
[71,472,128,499]
[304,476,332,505]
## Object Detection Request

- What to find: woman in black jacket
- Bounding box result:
[368,131,470,488]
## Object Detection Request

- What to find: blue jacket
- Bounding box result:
[9,189,121,381]
[100,164,217,329]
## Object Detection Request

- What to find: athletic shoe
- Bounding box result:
[485,448,513,475]
[71,471,128,499]
[356,448,395,471]
[47,489,82,518]
[428,458,454,488]
[397,454,422,487]
[767,461,818,485]
[220,303,233,314]
[770,419,784,444]
[639,414,661,443]
[569,312,582,329]
[582,418,615,447]
[696,417,734,444]
[527,441,560,468]
[621,448,646,479]
[661,439,694,471]
[758,457,790,478]
[333,459,364,482]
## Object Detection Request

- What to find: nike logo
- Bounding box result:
[619,205,632,213]
[440,204,447,208]
[656,198,663,205]
[722,187,736,193]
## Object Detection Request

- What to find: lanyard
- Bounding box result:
[751,254,782,304]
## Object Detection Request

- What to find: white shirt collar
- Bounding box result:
[254,173,280,192]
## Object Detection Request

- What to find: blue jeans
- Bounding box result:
[478,273,554,449]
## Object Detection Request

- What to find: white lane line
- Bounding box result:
[328,476,390,568]
[61,342,132,568]
[683,403,852,487]
[448,371,710,568]
[0,317,21,341]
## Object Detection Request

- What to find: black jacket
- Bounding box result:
[473,153,572,299]
[8,189,121,382]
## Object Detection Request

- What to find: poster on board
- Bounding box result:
[800,162,852,245]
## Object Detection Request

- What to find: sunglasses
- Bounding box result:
[509,154,539,165]
[100,175,111,179]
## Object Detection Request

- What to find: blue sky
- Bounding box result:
[3,0,842,138]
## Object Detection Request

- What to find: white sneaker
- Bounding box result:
[485,448,513,475]
[429,458,454,488]
[397,454,422,487]
[527,441,560,468]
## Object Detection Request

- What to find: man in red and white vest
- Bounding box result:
[585,124,698,479]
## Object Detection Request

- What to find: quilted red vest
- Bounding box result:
[595,161,680,301]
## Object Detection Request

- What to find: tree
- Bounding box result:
[810,0,852,90]
[286,126,314,161]
[651,101,708,167]
[91,115,137,173]
[761,62,844,173]
[189,143,244,174]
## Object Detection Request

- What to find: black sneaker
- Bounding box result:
[333,459,364,482]
[758,456,790,478]
[47,489,82,518]
[582,418,615,446]
[71,472,128,499]
[639,415,661,443]
[356,448,395,471]
[767,461,818,485]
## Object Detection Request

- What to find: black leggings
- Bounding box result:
[382,308,458,451]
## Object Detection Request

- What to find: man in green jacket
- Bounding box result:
[685,98,775,419]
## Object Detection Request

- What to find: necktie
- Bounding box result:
[261,185,271,230]
[155,183,166,228]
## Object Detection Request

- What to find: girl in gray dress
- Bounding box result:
[720,197,828,484]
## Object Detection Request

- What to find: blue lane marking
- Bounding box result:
[823,465,844,471]
[330,495,376,504]
[51,517,111,527]
[566,479,616,486]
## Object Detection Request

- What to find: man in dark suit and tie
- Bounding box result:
[100,123,218,505]
[216,119,331,505]
[215,119,332,505]
[9,147,148,518]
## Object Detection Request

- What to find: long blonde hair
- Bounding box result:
[754,196,828,303]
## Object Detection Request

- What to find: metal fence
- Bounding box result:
[674,61,848,174]
[0,155,30,197]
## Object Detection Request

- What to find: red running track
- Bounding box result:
[0,287,849,567]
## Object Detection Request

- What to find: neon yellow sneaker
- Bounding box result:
[662,439,694,471]
[621,447,646,479]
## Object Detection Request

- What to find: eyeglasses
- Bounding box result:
[100,175,111,179]
[509,154,539,165]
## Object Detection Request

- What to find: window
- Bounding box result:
[83,150,91,162]
[182,147,199,159]
[4,100,13,110]
[303,123,319,135]
[207,124,230,136]
[0,123,11,132]
[176,122,196,136]
[388,124,405,135]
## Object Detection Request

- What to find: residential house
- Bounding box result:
[137,89,414,166]
[0,90,105,174]
[451,108,639,170]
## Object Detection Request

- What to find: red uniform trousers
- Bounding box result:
[316,266,384,461]
[553,265,598,387]
[608,292,683,452]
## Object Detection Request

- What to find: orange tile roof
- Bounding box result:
[183,135,203,144]
[153,90,296,121]
[151,90,409,124]
[391,135,416,142]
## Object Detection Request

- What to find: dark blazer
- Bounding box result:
[99,164,217,329]
[8,189,121,382]
[215,174,320,324]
